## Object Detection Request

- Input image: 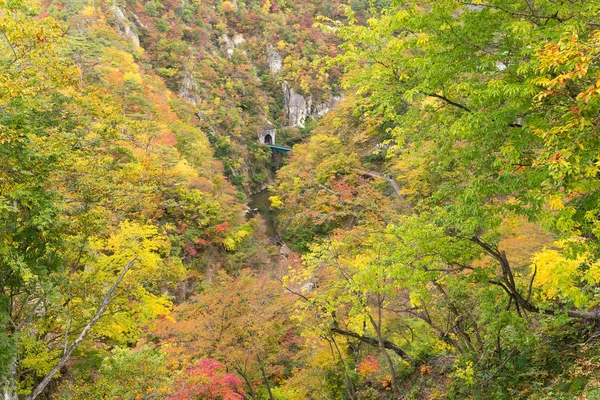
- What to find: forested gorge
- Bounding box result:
[2,0,600,398]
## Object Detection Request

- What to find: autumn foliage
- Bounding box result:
[5,0,600,399]
[167,359,245,400]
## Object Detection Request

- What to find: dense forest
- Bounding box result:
[2,0,600,398]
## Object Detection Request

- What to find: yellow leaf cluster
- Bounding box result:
[531,242,590,307]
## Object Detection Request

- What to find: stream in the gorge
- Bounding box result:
[248,189,279,243]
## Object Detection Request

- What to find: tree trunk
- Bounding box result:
[329,335,357,400]
[257,355,274,400]
[234,368,257,400]
[1,320,18,400]
[369,302,404,399]
[2,354,18,400]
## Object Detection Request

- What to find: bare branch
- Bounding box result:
[26,259,136,400]
[424,92,472,112]
[471,236,600,321]
[330,325,412,361]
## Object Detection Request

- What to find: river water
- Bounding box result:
[248,189,279,242]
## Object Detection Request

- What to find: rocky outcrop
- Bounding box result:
[310,94,343,119]
[267,43,340,127]
[266,44,283,74]
[233,34,246,46]
[283,83,343,128]
[111,6,140,49]
[222,33,246,58]
[179,67,200,105]
[283,84,308,127]
[279,243,292,258]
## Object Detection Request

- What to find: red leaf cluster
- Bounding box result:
[168,359,245,400]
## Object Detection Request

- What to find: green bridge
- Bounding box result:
[267,144,292,153]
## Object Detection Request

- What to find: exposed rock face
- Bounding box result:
[311,94,343,119]
[283,84,309,127]
[129,12,147,29]
[179,67,200,105]
[266,44,283,74]
[233,34,246,45]
[267,44,340,127]
[111,6,140,49]
[222,33,246,57]
[279,243,292,258]
[222,34,234,57]
[283,83,343,128]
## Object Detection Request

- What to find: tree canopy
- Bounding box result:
[3,0,600,399]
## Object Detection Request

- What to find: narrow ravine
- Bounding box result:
[248,189,279,243]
